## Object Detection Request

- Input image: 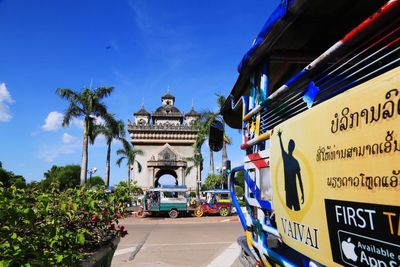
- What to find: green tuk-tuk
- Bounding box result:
[139,186,190,218]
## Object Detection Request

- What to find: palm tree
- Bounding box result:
[116,139,143,186]
[57,86,114,185]
[216,94,233,188]
[185,151,203,199]
[194,94,232,178]
[216,94,231,166]
[193,111,217,174]
[90,115,125,187]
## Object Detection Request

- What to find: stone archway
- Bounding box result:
[146,144,188,188]
[128,92,200,190]
[154,169,178,187]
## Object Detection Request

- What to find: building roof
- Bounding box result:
[161,92,175,100]
[153,104,183,117]
[134,106,150,116]
[185,107,200,117]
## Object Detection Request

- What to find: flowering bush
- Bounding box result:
[0,183,129,267]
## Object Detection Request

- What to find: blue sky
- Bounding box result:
[0,0,279,185]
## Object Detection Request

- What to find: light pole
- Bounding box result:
[88,167,97,181]
[216,166,223,189]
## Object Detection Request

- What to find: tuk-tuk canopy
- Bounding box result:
[202,189,231,194]
[147,185,188,193]
[221,0,390,129]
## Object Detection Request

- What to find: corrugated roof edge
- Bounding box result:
[237,0,291,73]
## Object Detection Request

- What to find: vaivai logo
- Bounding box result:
[277,130,305,211]
[274,130,319,250]
[325,199,400,266]
[275,130,315,219]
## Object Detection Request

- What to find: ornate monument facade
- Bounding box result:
[128,91,200,190]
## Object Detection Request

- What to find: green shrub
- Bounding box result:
[0,183,128,267]
[87,176,105,186]
[204,174,224,189]
[234,185,243,198]
[188,191,196,198]
[238,199,246,207]
[40,165,80,190]
[0,163,26,188]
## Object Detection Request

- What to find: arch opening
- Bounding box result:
[155,169,178,187]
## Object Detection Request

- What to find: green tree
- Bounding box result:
[0,164,26,188]
[235,170,245,189]
[185,151,203,199]
[41,164,80,190]
[193,111,216,175]
[194,94,232,186]
[216,94,232,177]
[116,139,143,187]
[204,173,224,189]
[87,176,105,186]
[91,115,125,187]
[234,185,244,199]
[56,86,114,185]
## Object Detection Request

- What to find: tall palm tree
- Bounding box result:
[116,139,143,186]
[90,115,125,187]
[194,94,232,177]
[193,111,217,174]
[185,151,203,199]
[216,94,231,166]
[57,86,114,185]
[216,94,232,188]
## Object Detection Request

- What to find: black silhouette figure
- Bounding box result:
[277,130,304,211]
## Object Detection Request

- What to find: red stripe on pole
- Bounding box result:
[248,153,269,169]
[342,0,400,43]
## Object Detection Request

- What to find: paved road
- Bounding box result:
[112,215,244,267]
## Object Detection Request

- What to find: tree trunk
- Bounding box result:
[209,148,214,175]
[222,123,228,188]
[105,142,111,187]
[80,123,89,186]
[130,160,137,186]
[195,165,200,200]
[128,164,131,187]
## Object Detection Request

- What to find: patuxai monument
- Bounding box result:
[127,90,200,191]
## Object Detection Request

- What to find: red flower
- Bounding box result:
[91,214,98,222]
[102,209,108,214]
[121,230,128,237]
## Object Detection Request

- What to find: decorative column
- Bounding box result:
[148,167,155,187]
[177,167,183,185]
[181,167,185,185]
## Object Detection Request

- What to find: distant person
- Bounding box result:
[277,130,304,211]
[152,192,158,206]
[206,192,215,209]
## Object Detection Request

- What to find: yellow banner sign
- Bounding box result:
[270,67,400,266]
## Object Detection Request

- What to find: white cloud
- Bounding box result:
[62,133,76,144]
[0,83,15,122]
[128,0,154,34]
[38,132,80,162]
[72,118,84,128]
[38,143,80,163]
[42,112,85,131]
[42,111,63,131]
[70,116,105,128]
